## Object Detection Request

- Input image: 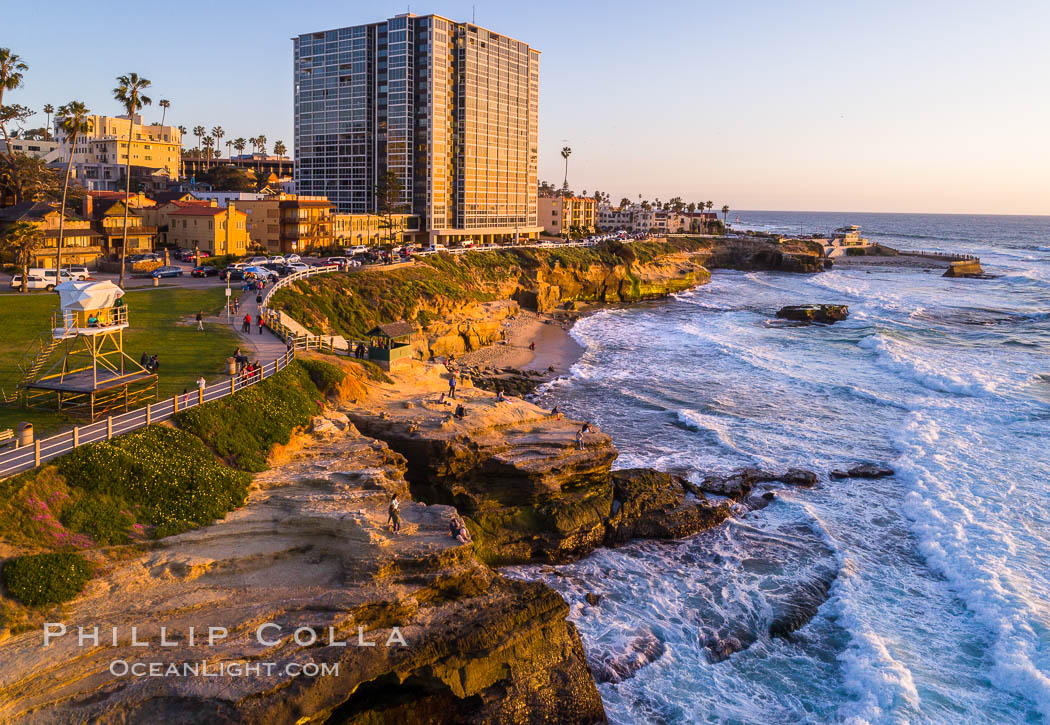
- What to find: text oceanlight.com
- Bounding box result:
[109,660,339,678]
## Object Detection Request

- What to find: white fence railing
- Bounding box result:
[0,349,297,480]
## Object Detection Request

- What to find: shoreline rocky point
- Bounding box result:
[0,238,904,723]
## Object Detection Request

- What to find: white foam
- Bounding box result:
[897,411,1050,719]
[858,334,999,397]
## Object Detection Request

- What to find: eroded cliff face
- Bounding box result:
[0,418,605,725]
[344,368,729,565]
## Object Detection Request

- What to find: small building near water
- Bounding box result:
[364,322,416,370]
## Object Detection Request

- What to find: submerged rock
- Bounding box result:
[779,468,819,487]
[848,463,895,478]
[591,631,666,683]
[775,304,849,324]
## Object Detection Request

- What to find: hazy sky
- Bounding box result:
[6,0,1050,214]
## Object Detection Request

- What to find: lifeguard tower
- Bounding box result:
[19,281,157,419]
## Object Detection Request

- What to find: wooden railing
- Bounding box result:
[0,349,297,480]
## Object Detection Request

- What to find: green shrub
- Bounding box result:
[60,495,133,546]
[174,362,322,471]
[57,426,251,532]
[298,357,346,396]
[2,552,92,606]
[355,359,393,384]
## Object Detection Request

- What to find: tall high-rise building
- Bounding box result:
[293,13,542,245]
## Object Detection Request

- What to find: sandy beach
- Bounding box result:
[456,309,585,375]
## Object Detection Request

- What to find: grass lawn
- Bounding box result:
[0,287,239,436]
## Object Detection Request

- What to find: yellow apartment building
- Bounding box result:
[538,196,597,237]
[163,203,248,256]
[332,213,420,247]
[54,114,181,191]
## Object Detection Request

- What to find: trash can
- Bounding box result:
[226,357,237,375]
[153,275,160,287]
[17,422,33,448]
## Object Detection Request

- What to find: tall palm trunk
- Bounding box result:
[56,130,79,277]
[118,119,135,287]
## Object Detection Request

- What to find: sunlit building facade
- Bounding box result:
[294,14,542,245]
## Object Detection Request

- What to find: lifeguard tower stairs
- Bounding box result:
[17,281,157,419]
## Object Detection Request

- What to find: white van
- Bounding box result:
[344,245,369,256]
[428,243,447,252]
[29,269,77,284]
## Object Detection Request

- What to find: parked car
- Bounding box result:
[286,254,302,263]
[287,262,310,273]
[247,256,268,265]
[263,262,293,276]
[221,267,245,281]
[242,266,279,282]
[191,265,219,278]
[61,266,92,281]
[325,256,350,269]
[9,273,54,290]
[268,255,287,265]
[150,266,183,278]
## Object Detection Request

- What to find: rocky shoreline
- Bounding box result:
[1,238,869,723]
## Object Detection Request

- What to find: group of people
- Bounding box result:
[139,352,160,373]
[239,360,263,384]
[383,493,472,546]
[241,313,265,335]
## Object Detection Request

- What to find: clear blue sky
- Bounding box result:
[7,0,1050,214]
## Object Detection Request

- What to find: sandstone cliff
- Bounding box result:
[0,416,606,724]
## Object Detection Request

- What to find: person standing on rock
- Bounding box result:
[386,494,401,534]
[448,372,457,399]
[576,428,585,450]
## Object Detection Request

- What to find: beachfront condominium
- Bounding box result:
[293,13,542,245]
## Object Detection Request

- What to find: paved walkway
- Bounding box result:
[206,285,288,364]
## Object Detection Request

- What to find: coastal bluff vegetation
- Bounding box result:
[271,236,824,357]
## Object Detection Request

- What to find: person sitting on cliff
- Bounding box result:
[550,404,562,420]
[495,388,506,404]
[437,392,449,405]
[528,341,536,351]
[454,403,466,419]
[386,494,401,534]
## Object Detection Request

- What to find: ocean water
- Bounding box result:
[510,212,1050,724]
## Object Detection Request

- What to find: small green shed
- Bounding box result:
[366,321,416,370]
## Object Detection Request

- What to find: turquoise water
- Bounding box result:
[510,213,1050,723]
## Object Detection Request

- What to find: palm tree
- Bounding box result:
[273,140,286,160]
[560,146,571,189]
[721,204,730,230]
[113,72,151,288]
[619,197,631,209]
[210,126,224,167]
[55,101,92,277]
[0,48,29,199]
[158,98,170,125]
[193,125,205,165]
[248,136,257,155]
[202,136,214,169]
[234,137,246,159]
[225,139,232,159]
[177,124,186,135]
[3,221,45,293]
[42,103,54,139]
[256,134,267,155]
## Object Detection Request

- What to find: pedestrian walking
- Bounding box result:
[257,314,264,335]
[386,494,401,534]
[242,313,251,333]
[196,310,204,331]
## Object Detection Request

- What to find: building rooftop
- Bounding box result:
[167,206,233,217]
[0,201,85,223]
